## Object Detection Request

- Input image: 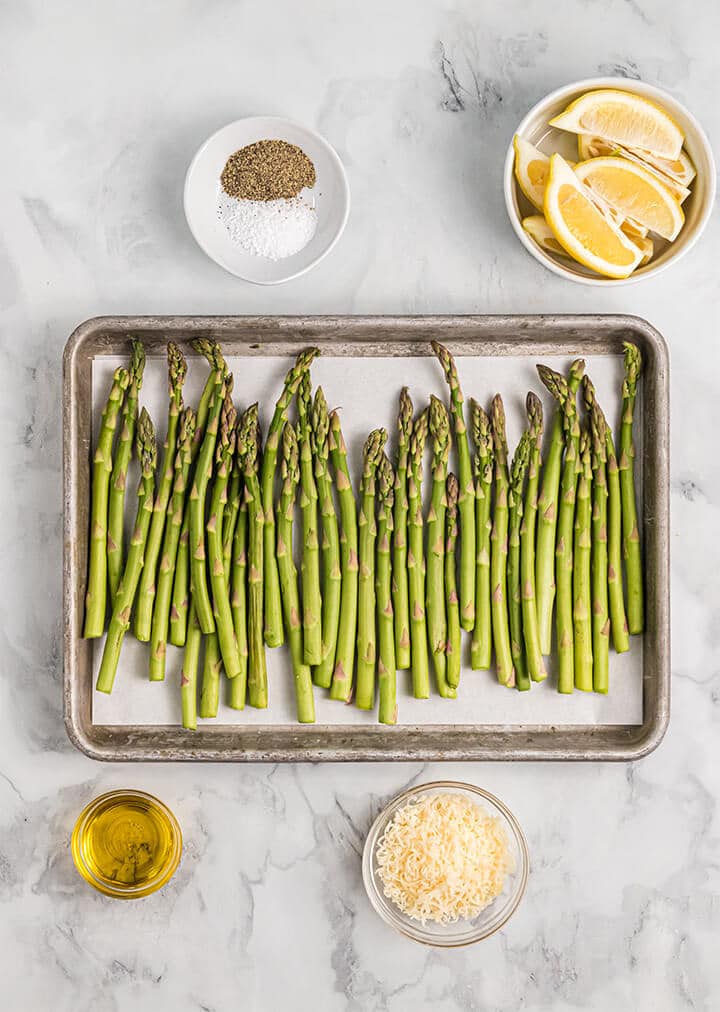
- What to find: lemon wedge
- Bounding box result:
[544,154,643,279]
[522,215,573,258]
[549,89,683,160]
[622,229,653,266]
[513,136,550,212]
[576,136,690,202]
[578,134,695,186]
[574,156,684,240]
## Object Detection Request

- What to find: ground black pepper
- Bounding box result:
[221,140,316,201]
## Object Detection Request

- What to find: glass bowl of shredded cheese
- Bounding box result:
[362,782,529,946]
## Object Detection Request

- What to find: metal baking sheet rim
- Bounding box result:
[63,314,670,762]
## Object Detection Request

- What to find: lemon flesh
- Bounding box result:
[574,156,684,240]
[550,89,683,160]
[544,154,643,279]
[522,215,573,257]
[513,136,550,212]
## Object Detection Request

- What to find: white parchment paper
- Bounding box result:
[91,350,643,727]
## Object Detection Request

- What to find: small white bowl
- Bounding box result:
[504,77,716,286]
[184,116,350,285]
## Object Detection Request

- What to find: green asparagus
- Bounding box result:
[297,372,323,665]
[574,431,593,692]
[427,395,453,698]
[229,497,249,710]
[311,387,342,688]
[590,403,610,694]
[96,409,156,693]
[490,395,514,687]
[432,342,476,630]
[470,402,494,670]
[407,408,432,699]
[277,422,315,723]
[444,473,461,691]
[108,340,145,600]
[520,393,546,682]
[376,453,397,724]
[329,410,359,702]
[555,379,581,694]
[356,427,387,710]
[509,431,531,691]
[238,404,267,708]
[392,388,413,670]
[180,603,202,730]
[620,342,644,634]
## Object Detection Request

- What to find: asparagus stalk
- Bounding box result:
[376,453,397,724]
[229,496,249,710]
[329,410,359,702]
[238,404,267,708]
[149,408,196,681]
[180,604,202,730]
[407,408,432,699]
[520,394,547,682]
[583,375,629,654]
[199,634,222,719]
[555,382,581,694]
[535,359,585,653]
[108,340,145,600]
[426,396,453,698]
[189,370,227,634]
[276,422,315,723]
[490,395,514,687]
[260,348,320,648]
[84,365,130,638]
[311,387,342,688]
[297,372,323,665]
[445,473,461,691]
[392,388,413,670]
[508,431,531,691]
[169,340,227,647]
[470,402,494,670]
[432,342,476,630]
[356,427,387,710]
[573,431,593,691]
[95,410,156,692]
[590,403,610,693]
[620,342,644,634]
[135,343,187,641]
[206,392,243,682]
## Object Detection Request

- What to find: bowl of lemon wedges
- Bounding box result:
[504,77,715,285]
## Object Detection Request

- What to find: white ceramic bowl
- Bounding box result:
[184,116,350,285]
[504,77,716,286]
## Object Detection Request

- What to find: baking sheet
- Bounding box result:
[90,350,643,729]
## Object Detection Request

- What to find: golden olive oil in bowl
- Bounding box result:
[71,789,182,899]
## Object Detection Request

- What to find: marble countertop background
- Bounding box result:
[1,1,718,1009]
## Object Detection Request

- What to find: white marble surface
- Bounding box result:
[0,1,718,1009]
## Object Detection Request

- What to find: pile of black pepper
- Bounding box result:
[221,140,316,201]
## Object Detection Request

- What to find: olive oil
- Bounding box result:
[72,790,181,898]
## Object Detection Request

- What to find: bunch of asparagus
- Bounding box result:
[85,338,644,727]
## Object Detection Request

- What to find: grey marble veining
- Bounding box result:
[1,0,718,1009]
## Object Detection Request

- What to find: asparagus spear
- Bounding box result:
[180,604,202,730]
[470,402,494,670]
[590,403,610,693]
[169,339,227,647]
[535,359,585,653]
[206,392,243,682]
[229,496,249,710]
[356,427,387,710]
[297,372,323,665]
[260,348,320,648]
[311,387,342,688]
[238,404,267,708]
[199,634,222,719]
[620,342,644,634]
[407,408,432,699]
[520,394,547,682]
[490,395,514,687]
[432,342,476,630]
[555,380,581,694]
[277,422,315,723]
[574,431,593,691]
[445,473,461,691]
[189,370,227,634]
[149,408,196,681]
[583,375,629,653]
[108,340,145,600]
[508,431,531,691]
[96,410,156,692]
[135,343,187,641]
[84,365,130,638]
[376,453,397,725]
[392,388,413,670]
[328,410,359,702]
[426,396,453,698]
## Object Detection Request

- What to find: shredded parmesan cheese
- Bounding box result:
[375,793,512,925]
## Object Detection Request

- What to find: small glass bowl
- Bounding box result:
[71,789,182,899]
[362,781,529,946]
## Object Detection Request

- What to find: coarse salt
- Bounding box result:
[217,191,317,261]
